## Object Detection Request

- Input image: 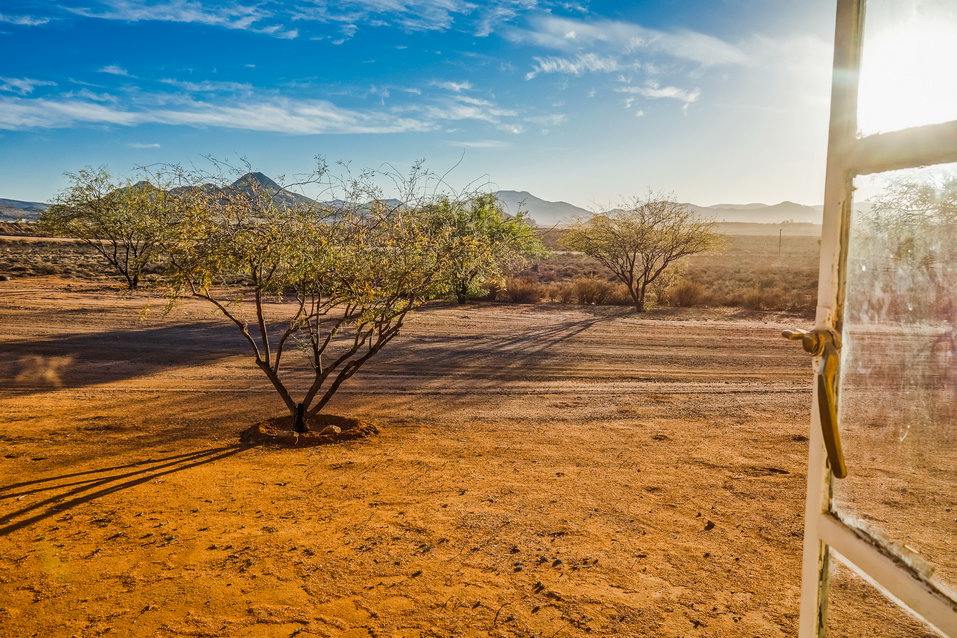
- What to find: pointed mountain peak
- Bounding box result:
[232,171,282,191]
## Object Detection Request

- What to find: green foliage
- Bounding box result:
[40,167,179,289]
[430,193,545,303]
[161,164,456,424]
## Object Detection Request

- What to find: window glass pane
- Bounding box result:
[832,163,957,596]
[858,0,957,135]
[826,553,943,637]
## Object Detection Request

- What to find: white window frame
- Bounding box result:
[799,0,957,635]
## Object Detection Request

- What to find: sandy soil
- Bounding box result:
[0,279,934,636]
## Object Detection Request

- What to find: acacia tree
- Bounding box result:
[162,163,454,432]
[562,193,717,312]
[431,193,544,304]
[41,168,177,289]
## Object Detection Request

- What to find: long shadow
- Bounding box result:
[378,313,623,378]
[0,321,253,394]
[0,447,232,496]
[0,444,249,536]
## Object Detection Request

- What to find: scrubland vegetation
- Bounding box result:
[0,228,820,313]
[504,233,819,314]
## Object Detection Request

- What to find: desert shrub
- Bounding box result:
[476,279,504,301]
[502,278,544,303]
[606,283,635,306]
[572,277,614,305]
[741,288,779,310]
[433,194,544,304]
[670,280,708,307]
[547,281,576,304]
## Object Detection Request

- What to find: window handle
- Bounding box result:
[784,328,848,478]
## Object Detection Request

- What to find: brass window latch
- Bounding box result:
[783,328,848,479]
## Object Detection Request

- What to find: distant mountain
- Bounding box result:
[0,175,829,227]
[230,172,317,209]
[685,201,824,224]
[491,192,824,226]
[706,203,770,211]
[0,198,48,221]
[493,190,590,227]
[168,172,318,210]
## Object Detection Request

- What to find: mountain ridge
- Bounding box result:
[0,174,825,226]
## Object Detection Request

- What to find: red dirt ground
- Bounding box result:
[0,279,933,636]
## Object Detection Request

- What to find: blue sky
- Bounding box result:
[0,0,835,206]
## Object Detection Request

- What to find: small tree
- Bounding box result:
[41,168,177,289]
[431,194,544,304]
[562,193,718,312]
[162,163,453,432]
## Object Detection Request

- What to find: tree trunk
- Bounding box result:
[293,403,308,433]
[456,282,468,304]
[255,360,298,425]
[634,287,646,313]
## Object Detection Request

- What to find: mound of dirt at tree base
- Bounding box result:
[239,414,378,447]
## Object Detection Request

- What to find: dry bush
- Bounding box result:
[606,283,635,306]
[670,280,708,307]
[502,278,544,303]
[742,289,770,310]
[547,281,576,304]
[572,277,614,305]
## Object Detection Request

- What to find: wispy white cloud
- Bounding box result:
[159,78,253,92]
[292,0,545,37]
[615,82,701,103]
[0,13,51,26]
[293,0,473,33]
[423,93,518,127]
[0,85,531,136]
[69,0,298,39]
[431,80,473,92]
[98,65,134,77]
[526,113,566,127]
[129,142,161,148]
[510,15,751,67]
[61,88,118,102]
[16,0,553,41]
[0,77,57,95]
[0,95,426,134]
[525,53,635,79]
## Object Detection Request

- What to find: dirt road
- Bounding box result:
[0,279,924,636]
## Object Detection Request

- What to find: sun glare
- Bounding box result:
[857,0,957,135]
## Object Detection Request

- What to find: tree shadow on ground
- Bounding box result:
[0,444,249,536]
[0,321,253,394]
[403,313,619,367]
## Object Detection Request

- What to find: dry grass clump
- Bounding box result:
[502,278,544,303]
[547,281,576,304]
[670,280,708,307]
[571,277,614,305]
[497,276,633,306]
